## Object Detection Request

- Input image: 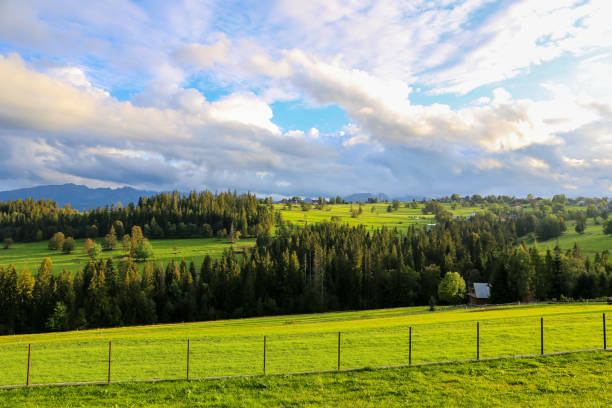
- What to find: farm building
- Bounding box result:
[468,283,490,305]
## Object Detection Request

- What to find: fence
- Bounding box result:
[0,311,609,389]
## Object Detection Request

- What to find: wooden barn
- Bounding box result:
[468,283,490,305]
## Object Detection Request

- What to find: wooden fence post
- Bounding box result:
[604,313,607,350]
[477,322,480,360]
[186,339,190,380]
[263,336,266,375]
[337,332,341,371]
[540,318,544,355]
[26,343,31,386]
[409,327,412,366]
[107,340,112,384]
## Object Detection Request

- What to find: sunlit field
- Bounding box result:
[274,202,483,232]
[0,303,608,387]
[1,351,610,408]
[521,219,612,257]
[0,237,256,275]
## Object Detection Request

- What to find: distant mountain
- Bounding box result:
[0,183,157,211]
[393,194,429,202]
[343,193,429,203]
[344,192,390,203]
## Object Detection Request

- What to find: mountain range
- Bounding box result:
[0,184,430,211]
[0,183,157,211]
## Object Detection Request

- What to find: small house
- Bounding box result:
[468,283,490,305]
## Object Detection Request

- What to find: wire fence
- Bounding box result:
[0,311,608,389]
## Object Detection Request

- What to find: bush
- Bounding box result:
[2,238,13,249]
[88,243,102,260]
[133,238,154,261]
[103,232,118,251]
[82,238,95,254]
[536,214,563,240]
[48,232,65,250]
[437,272,466,304]
[62,237,76,254]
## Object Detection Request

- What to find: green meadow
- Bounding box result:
[0,237,256,275]
[522,219,612,257]
[0,303,608,387]
[1,351,610,407]
[274,202,482,231]
[3,202,609,273]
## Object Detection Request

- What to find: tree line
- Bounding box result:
[1,215,610,335]
[0,190,275,243]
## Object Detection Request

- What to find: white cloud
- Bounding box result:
[2,1,612,197]
[0,53,340,192]
[308,128,320,138]
[174,34,231,69]
[492,88,512,105]
[428,0,612,94]
[474,96,491,105]
[278,53,585,152]
[528,158,549,170]
[209,93,280,134]
[284,130,305,138]
[474,158,503,171]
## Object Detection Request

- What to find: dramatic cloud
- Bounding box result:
[0,0,611,196]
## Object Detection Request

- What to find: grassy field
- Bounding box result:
[522,219,612,257]
[3,203,609,273]
[0,303,608,387]
[1,351,610,407]
[274,202,482,232]
[0,237,255,275]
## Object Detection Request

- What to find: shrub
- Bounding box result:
[2,238,13,249]
[62,237,76,254]
[48,232,65,250]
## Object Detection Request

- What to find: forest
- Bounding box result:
[1,211,610,335]
[0,190,275,242]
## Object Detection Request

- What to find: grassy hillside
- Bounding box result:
[0,304,608,386]
[522,219,612,257]
[4,202,609,272]
[0,237,255,275]
[1,351,610,407]
[274,202,482,231]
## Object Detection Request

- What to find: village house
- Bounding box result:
[468,283,490,305]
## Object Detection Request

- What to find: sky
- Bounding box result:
[1,0,612,198]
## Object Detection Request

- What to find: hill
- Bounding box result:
[1,352,609,407]
[0,183,156,210]
[344,192,390,202]
[342,193,427,203]
[0,303,607,386]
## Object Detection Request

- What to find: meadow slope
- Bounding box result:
[0,304,608,386]
[0,237,255,275]
[0,351,610,407]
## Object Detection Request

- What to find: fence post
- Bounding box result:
[186,339,190,380]
[477,322,480,360]
[263,335,266,375]
[540,318,544,355]
[107,340,112,384]
[409,327,412,366]
[604,313,607,350]
[337,332,341,371]
[26,343,31,386]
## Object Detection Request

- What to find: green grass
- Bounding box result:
[0,304,608,387]
[0,351,610,407]
[522,219,612,257]
[0,237,255,275]
[274,203,483,232]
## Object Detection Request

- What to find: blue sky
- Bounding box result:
[0,0,611,197]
